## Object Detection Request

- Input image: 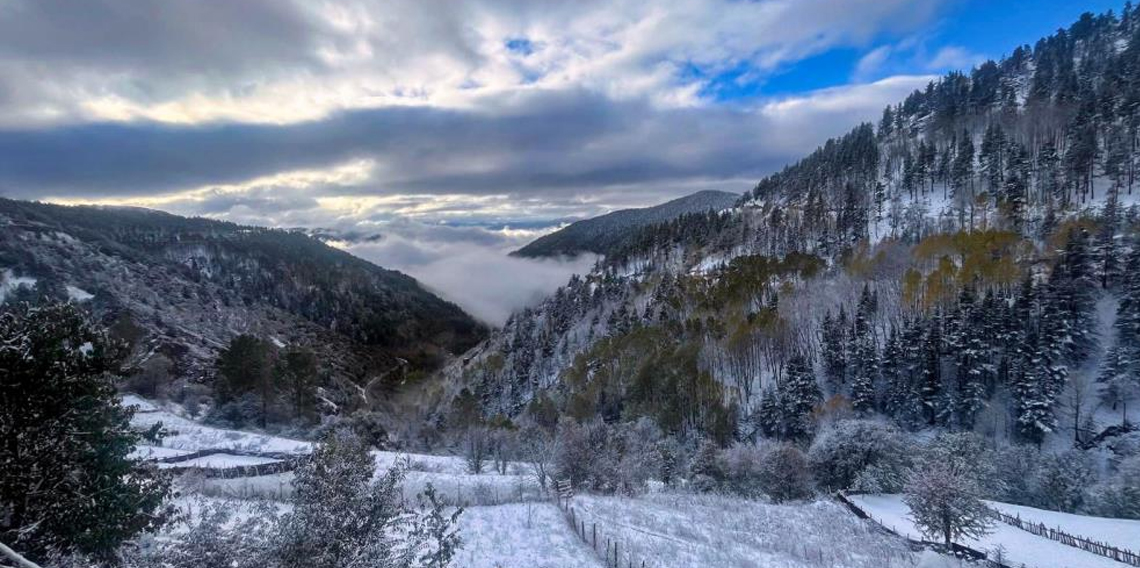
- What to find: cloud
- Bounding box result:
[0,0,948,126]
[0,0,957,324]
[925,45,987,71]
[323,220,598,325]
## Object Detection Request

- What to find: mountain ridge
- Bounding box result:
[511,189,739,258]
[0,198,487,389]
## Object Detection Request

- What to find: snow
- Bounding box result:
[572,492,916,568]
[157,453,283,469]
[454,503,603,568]
[0,270,36,302]
[128,405,313,455]
[985,500,1140,551]
[849,493,1127,568]
[122,394,160,412]
[65,285,94,302]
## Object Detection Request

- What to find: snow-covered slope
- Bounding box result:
[849,494,1128,568]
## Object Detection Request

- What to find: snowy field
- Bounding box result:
[572,492,918,568]
[125,395,544,503]
[849,494,1127,568]
[985,500,1140,551]
[454,503,603,568]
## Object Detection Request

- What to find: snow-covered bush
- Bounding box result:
[719,443,767,497]
[553,417,662,494]
[991,443,1041,504]
[1086,455,1140,519]
[688,439,725,493]
[808,419,913,492]
[756,443,814,502]
[1031,449,1096,512]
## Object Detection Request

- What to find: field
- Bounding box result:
[849,494,1132,568]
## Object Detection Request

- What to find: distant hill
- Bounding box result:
[0,199,487,384]
[511,190,739,258]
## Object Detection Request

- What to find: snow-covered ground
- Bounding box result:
[124,395,542,506]
[985,500,1140,551]
[572,492,917,568]
[128,404,313,455]
[454,503,603,568]
[849,494,1127,568]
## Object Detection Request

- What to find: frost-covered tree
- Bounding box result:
[0,303,172,562]
[276,429,421,568]
[904,460,993,547]
[808,420,912,492]
[780,354,822,440]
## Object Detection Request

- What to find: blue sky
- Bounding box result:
[701,0,1127,99]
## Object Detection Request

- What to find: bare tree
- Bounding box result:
[1058,371,1098,444]
[517,423,557,491]
[461,427,490,475]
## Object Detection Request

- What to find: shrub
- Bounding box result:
[757,444,814,502]
[808,419,912,492]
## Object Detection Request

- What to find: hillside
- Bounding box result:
[437,7,1140,456]
[511,190,738,258]
[0,199,486,391]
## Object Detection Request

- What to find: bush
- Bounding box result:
[719,443,766,497]
[1086,455,1140,519]
[808,419,912,492]
[553,418,662,494]
[757,444,814,502]
[1032,450,1096,512]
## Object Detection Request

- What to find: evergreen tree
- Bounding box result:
[0,303,172,562]
[850,285,880,414]
[780,354,822,440]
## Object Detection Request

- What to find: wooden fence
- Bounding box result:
[991,509,1140,567]
[556,490,651,568]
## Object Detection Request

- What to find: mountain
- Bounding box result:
[511,190,739,258]
[434,7,1140,450]
[0,199,487,389]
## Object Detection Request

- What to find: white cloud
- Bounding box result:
[0,0,949,126]
[925,45,986,71]
[337,225,598,325]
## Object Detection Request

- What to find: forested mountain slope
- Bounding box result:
[434,7,1140,454]
[0,199,486,388]
[512,190,738,258]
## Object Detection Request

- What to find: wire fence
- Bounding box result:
[555,484,653,568]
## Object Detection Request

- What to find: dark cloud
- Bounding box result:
[0,81,925,202]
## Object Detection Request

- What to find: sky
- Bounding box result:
[0,0,1124,323]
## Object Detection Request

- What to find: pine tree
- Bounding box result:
[0,303,172,562]
[756,387,784,439]
[820,309,848,392]
[850,285,880,414]
[780,354,822,440]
